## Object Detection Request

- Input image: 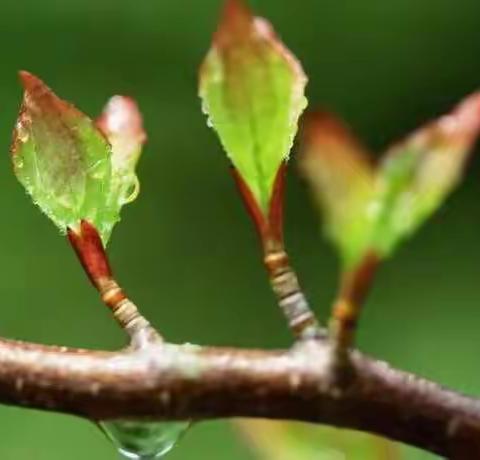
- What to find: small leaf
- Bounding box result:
[11,72,146,244]
[96,95,147,210]
[300,112,375,268]
[199,0,308,217]
[96,95,146,175]
[373,92,480,255]
[12,71,112,239]
[301,93,480,268]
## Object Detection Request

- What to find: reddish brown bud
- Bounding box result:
[67,220,112,289]
[267,164,287,246]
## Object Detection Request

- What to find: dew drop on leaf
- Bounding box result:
[100,420,190,459]
[119,175,140,204]
[14,157,24,170]
[15,120,30,143]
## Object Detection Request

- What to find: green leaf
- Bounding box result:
[301,93,480,269]
[199,0,308,214]
[373,93,480,255]
[11,72,146,244]
[300,112,375,268]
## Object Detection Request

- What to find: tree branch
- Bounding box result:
[0,337,478,458]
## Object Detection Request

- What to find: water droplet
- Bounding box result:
[14,157,24,170]
[200,102,214,129]
[15,120,30,143]
[100,420,190,459]
[119,175,140,205]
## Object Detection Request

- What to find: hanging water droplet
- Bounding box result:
[206,117,214,129]
[120,175,140,205]
[100,419,190,459]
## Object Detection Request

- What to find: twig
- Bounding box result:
[67,220,159,345]
[0,337,479,458]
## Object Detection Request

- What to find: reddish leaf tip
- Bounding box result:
[404,92,480,153]
[18,70,35,85]
[214,0,253,47]
[96,96,147,145]
[16,70,78,120]
[301,111,371,164]
[302,111,348,144]
[18,71,47,94]
[303,111,350,143]
[223,0,251,23]
[446,92,480,141]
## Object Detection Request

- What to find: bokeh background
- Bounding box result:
[0,0,480,458]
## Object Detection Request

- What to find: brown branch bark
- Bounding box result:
[0,338,478,458]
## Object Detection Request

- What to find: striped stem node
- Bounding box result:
[67,220,160,346]
[263,243,323,341]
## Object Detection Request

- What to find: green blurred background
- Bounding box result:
[1,0,480,458]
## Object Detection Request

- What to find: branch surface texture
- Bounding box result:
[0,337,479,458]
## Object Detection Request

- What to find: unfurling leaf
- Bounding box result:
[11,72,146,244]
[199,0,307,230]
[301,93,480,269]
[96,95,146,213]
